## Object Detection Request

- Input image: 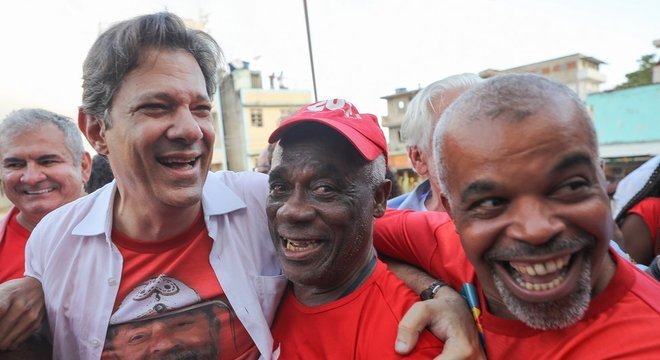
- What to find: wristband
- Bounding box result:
[420,280,448,301]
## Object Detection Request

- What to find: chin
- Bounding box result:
[492,261,592,330]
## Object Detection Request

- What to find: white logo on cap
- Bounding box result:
[110,275,201,324]
[306,99,362,119]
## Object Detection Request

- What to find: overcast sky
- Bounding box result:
[0,0,658,123]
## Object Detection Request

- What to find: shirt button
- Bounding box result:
[91,338,101,348]
[108,277,117,286]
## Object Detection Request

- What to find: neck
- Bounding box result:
[425,181,446,212]
[424,191,445,212]
[111,192,202,241]
[294,248,377,306]
[16,212,37,232]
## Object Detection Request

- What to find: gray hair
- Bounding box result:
[401,73,482,154]
[81,12,223,127]
[0,108,86,166]
[433,73,597,197]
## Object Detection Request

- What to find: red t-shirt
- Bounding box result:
[271,260,444,359]
[628,197,660,254]
[373,209,660,359]
[101,212,258,360]
[0,208,31,282]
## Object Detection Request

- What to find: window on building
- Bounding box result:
[251,109,263,127]
[397,100,406,113]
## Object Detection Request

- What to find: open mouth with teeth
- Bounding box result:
[493,250,585,302]
[158,156,201,169]
[24,188,55,195]
[157,156,200,170]
[279,235,324,260]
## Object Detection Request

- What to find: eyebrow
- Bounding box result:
[550,152,594,175]
[2,157,24,165]
[458,152,595,202]
[3,154,63,163]
[135,91,210,104]
[460,180,496,203]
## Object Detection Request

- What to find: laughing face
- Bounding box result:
[90,48,214,216]
[0,123,90,230]
[440,97,615,330]
[267,130,386,299]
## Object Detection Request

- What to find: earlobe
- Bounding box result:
[373,180,392,218]
[408,146,428,176]
[79,152,93,183]
[78,108,109,155]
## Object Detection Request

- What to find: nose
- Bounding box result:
[276,188,316,224]
[167,108,204,144]
[148,321,179,355]
[505,197,565,245]
[21,163,47,185]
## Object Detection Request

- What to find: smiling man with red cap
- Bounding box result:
[267,99,448,358]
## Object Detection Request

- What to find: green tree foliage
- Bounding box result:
[616,54,657,89]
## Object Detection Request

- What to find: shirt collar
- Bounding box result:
[72,173,247,237]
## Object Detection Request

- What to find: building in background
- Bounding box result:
[218,60,312,171]
[380,88,420,192]
[480,53,606,100]
[382,53,609,193]
[586,82,660,187]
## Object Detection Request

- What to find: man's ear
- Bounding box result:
[407,146,428,176]
[373,179,392,218]
[79,152,93,185]
[78,108,109,155]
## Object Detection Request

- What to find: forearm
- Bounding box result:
[381,255,441,294]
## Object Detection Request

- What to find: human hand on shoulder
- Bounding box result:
[0,277,45,350]
[396,285,485,360]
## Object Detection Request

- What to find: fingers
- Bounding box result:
[0,277,45,350]
[395,301,430,354]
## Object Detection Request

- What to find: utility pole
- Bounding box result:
[303,0,318,102]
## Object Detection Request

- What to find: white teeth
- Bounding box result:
[509,254,572,292]
[511,254,571,276]
[525,265,537,276]
[26,188,53,195]
[164,158,195,164]
[515,274,565,292]
[534,263,547,276]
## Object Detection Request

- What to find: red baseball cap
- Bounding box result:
[268,99,388,163]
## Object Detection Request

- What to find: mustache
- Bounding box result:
[485,232,594,261]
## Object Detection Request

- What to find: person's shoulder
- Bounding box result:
[619,259,660,315]
[206,170,269,208]
[386,192,408,208]
[208,170,268,188]
[38,186,107,226]
[636,196,660,209]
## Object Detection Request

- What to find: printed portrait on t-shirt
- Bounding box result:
[101,275,258,360]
